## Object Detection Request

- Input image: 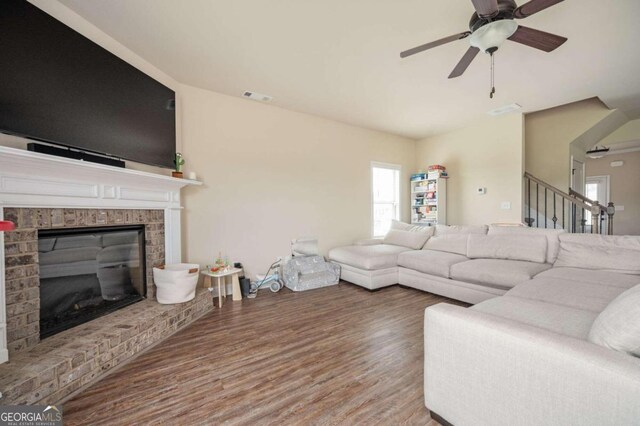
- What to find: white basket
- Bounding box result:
[153,263,200,304]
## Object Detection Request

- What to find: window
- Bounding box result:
[372,162,400,237]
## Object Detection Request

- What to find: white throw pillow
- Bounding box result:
[383,221,434,250]
[390,219,432,233]
[589,284,640,357]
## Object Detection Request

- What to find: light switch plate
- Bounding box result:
[477,187,487,195]
[615,205,625,211]
[500,201,511,210]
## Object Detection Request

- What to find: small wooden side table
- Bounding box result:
[201,268,243,307]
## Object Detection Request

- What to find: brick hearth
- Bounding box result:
[0,289,211,404]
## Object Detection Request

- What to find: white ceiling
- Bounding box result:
[57,0,640,139]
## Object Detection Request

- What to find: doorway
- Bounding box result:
[585,175,610,232]
[571,157,585,194]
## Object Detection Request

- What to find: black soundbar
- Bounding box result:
[27,142,125,168]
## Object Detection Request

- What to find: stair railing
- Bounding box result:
[524,172,615,234]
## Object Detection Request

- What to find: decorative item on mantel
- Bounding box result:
[172,152,185,178]
[0,220,16,231]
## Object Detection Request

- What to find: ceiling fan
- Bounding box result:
[401,0,567,96]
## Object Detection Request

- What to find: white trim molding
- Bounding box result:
[0,146,201,363]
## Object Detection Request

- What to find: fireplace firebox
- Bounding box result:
[38,225,146,338]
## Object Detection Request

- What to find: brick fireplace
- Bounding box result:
[0,146,208,405]
[4,208,165,355]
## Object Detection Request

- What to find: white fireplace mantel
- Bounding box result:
[0,146,201,363]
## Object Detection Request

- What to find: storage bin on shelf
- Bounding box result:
[152,263,200,304]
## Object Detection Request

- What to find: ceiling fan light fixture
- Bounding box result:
[586,146,610,159]
[470,20,518,52]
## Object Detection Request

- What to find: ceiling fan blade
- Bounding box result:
[514,0,564,19]
[448,47,481,79]
[508,26,567,52]
[400,32,471,58]
[470,0,499,17]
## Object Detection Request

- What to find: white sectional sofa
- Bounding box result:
[328,221,563,304]
[424,233,640,425]
[329,223,640,425]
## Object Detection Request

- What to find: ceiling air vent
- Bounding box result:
[242,91,273,102]
[487,103,522,116]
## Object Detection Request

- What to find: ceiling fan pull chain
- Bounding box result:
[489,52,496,99]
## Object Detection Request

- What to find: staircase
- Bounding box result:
[524,172,615,235]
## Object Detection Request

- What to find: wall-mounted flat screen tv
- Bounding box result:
[0,0,176,168]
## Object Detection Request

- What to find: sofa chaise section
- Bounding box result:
[328,244,411,289]
[328,220,434,290]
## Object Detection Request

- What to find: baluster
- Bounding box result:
[571,203,576,233]
[562,198,565,230]
[607,202,615,235]
[536,183,539,229]
[528,178,532,227]
[552,193,557,229]
[581,207,585,233]
[544,188,548,229]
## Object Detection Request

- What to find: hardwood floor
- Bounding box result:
[63,282,466,425]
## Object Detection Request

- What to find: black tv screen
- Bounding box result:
[0,0,176,168]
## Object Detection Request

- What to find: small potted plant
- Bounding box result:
[172,152,185,178]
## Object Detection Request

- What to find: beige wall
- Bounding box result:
[586,152,640,235]
[179,84,416,279]
[525,98,614,192]
[415,114,524,226]
[600,118,640,146]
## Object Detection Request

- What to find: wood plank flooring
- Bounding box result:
[63,282,466,425]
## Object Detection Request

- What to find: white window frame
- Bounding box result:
[371,161,401,238]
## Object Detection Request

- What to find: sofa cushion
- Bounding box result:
[554,234,640,274]
[423,234,470,256]
[383,225,434,250]
[467,234,548,263]
[435,224,488,236]
[472,295,598,340]
[589,284,640,357]
[328,244,411,270]
[535,267,640,290]
[488,225,565,263]
[390,219,432,233]
[450,259,551,289]
[397,250,469,279]
[506,277,628,312]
